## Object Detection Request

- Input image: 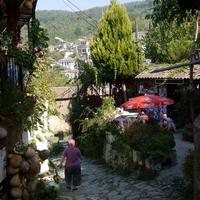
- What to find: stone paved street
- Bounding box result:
[57,130,193,200]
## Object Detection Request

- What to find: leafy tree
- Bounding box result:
[164,40,192,64]
[145,2,200,198]
[142,20,194,63]
[50,51,65,61]
[76,59,97,95]
[74,27,83,37]
[146,0,194,25]
[129,12,150,32]
[90,0,137,102]
[47,69,71,87]
[144,0,199,63]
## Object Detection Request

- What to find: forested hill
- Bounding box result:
[34,0,153,44]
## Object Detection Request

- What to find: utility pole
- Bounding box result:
[193,10,200,200]
[101,0,104,17]
[135,20,140,71]
[135,20,138,44]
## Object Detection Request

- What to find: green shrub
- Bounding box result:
[76,117,106,158]
[172,150,194,200]
[182,129,194,142]
[77,132,102,158]
[171,176,187,195]
[182,182,193,200]
[125,122,175,161]
[49,142,64,157]
[148,130,175,160]
[138,167,158,181]
[118,156,135,177]
[30,180,60,200]
[172,177,194,200]
[77,97,118,158]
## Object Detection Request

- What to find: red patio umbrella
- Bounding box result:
[120,94,174,110]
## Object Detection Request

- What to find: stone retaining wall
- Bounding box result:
[103,132,176,172]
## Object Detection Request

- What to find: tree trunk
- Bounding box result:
[122,81,127,103]
[191,12,199,199]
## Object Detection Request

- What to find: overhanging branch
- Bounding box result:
[151,60,200,73]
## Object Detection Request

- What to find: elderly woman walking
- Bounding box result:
[59,139,83,190]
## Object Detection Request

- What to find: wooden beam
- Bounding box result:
[151,60,200,73]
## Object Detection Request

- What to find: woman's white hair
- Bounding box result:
[163,114,167,118]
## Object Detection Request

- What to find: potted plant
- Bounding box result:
[1,19,56,130]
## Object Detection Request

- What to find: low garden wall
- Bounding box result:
[103,132,176,173]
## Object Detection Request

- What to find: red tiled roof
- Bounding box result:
[135,65,200,80]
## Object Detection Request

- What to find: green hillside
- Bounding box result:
[33,0,153,44]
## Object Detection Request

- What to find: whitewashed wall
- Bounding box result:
[22,101,50,173]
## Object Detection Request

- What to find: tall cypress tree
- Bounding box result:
[90,0,137,102]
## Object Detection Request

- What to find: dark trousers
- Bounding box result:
[65,165,81,187]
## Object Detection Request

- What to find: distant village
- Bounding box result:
[48,31,148,79]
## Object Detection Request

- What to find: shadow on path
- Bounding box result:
[57,129,194,200]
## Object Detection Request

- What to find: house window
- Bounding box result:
[0,55,23,90]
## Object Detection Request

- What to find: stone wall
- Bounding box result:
[49,100,71,134]
[103,132,175,172]
[103,132,133,170]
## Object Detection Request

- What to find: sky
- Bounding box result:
[36,0,138,11]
